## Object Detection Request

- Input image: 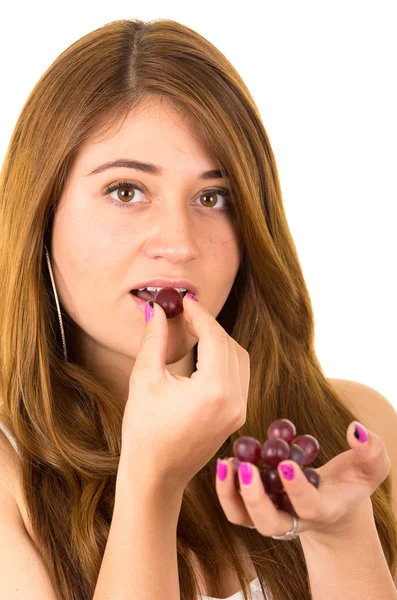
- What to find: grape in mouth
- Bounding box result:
[131,286,187,318]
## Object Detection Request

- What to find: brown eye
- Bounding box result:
[117,185,135,202]
[200,192,218,208]
[105,182,232,213]
[105,181,143,206]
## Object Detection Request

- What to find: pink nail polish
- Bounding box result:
[186,292,199,302]
[354,421,368,443]
[145,301,154,322]
[280,463,295,481]
[217,459,228,481]
[239,462,252,485]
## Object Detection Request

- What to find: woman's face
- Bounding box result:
[51,97,243,401]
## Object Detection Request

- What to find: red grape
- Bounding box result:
[288,443,305,466]
[231,420,322,502]
[231,457,241,490]
[303,467,320,488]
[267,419,296,444]
[260,467,284,493]
[153,287,183,318]
[266,491,283,508]
[233,437,262,464]
[292,435,320,465]
[277,491,297,516]
[261,438,290,466]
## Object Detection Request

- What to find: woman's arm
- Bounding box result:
[93,463,183,600]
[300,508,397,600]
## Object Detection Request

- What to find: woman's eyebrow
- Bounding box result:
[85,159,228,180]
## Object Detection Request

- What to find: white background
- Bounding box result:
[1,2,396,406]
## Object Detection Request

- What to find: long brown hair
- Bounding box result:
[1,18,396,600]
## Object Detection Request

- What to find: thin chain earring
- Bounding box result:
[44,245,68,362]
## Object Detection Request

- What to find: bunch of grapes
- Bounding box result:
[231,419,320,515]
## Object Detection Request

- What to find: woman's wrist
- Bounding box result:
[299,503,397,599]
[298,498,374,549]
[116,453,186,505]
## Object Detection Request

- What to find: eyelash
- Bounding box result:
[104,181,233,215]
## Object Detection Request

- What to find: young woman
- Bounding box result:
[0,18,396,600]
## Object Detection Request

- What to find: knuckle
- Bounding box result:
[224,401,245,429]
[206,385,226,405]
[233,409,247,429]
[235,343,250,361]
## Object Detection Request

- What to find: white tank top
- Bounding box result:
[0,421,269,599]
[198,576,268,599]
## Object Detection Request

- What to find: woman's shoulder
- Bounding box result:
[0,426,20,496]
[0,427,37,544]
[0,427,26,528]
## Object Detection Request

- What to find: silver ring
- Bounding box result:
[246,514,300,541]
[271,514,300,540]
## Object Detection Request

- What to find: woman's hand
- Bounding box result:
[215,421,391,540]
[120,294,250,495]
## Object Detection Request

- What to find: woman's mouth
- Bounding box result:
[129,286,189,318]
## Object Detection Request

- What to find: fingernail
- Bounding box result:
[145,301,154,323]
[186,292,199,302]
[239,462,253,485]
[354,421,368,443]
[279,462,295,481]
[217,459,228,481]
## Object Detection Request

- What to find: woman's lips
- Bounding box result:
[129,288,188,317]
[129,291,147,311]
[130,288,156,302]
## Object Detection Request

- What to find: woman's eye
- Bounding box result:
[199,191,227,209]
[106,182,143,205]
[104,181,233,213]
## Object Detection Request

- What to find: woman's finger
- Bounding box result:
[237,460,312,535]
[215,458,254,527]
[346,421,391,488]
